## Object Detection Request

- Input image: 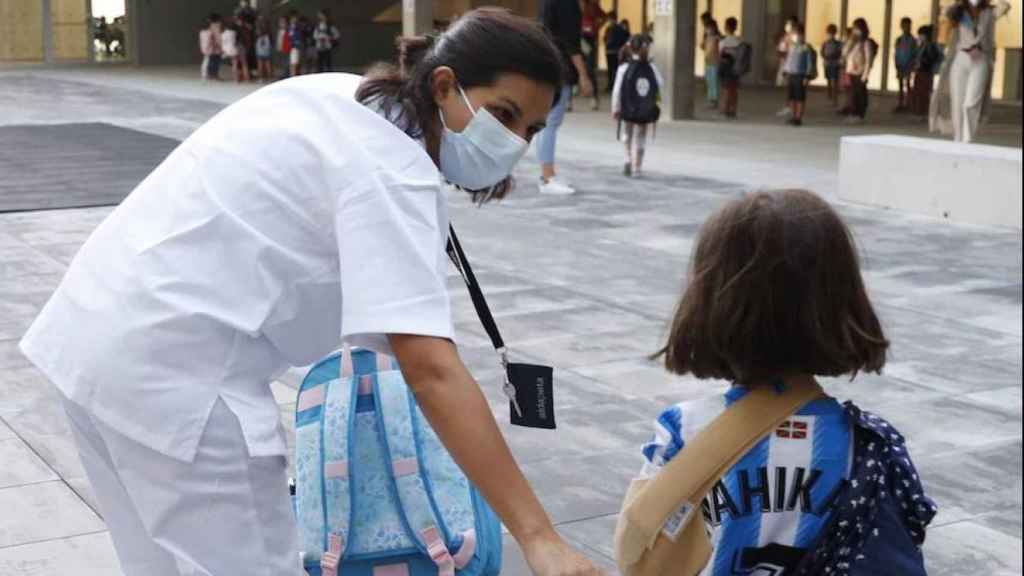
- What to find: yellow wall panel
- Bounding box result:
[51,0,89,60]
[0,0,44,62]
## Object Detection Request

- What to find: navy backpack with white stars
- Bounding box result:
[797,402,937,576]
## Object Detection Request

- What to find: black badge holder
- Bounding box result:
[447,225,556,430]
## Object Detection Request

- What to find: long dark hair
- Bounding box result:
[620,34,651,63]
[357,8,564,202]
[950,0,992,23]
[654,190,888,386]
[852,17,870,39]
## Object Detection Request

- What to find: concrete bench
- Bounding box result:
[839,135,1022,229]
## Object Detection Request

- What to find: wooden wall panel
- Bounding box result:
[51,0,89,60]
[0,0,44,62]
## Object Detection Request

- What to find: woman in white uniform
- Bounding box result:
[942,0,1012,142]
[20,9,602,576]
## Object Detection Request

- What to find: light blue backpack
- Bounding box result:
[294,347,503,576]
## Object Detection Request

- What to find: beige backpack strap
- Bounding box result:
[616,378,825,566]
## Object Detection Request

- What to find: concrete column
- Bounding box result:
[653,0,697,120]
[42,0,53,63]
[257,0,272,21]
[742,0,765,84]
[86,0,95,62]
[881,0,893,92]
[126,0,138,64]
[403,0,434,36]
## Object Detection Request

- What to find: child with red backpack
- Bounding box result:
[612,35,663,178]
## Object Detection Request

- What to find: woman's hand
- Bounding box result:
[521,532,607,576]
[390,335,601,575]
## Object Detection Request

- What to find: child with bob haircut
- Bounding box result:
[636,189,937,575]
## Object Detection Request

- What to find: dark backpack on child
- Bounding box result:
[805,46,819,81]
[797,402,937,576]
[619,60,661,124]
[720,41,752,80]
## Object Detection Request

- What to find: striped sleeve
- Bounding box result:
[640,404,686,477]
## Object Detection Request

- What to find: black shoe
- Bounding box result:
[624,163,632,177]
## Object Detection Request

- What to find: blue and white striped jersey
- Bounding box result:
[640,386,853,576]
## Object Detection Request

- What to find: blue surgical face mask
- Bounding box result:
[438,84,529,191]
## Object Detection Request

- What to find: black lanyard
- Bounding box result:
[446,224,506,357]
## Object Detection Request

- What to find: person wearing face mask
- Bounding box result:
[842,18,876,124]
[930,0,1012,142]
[775,15,800,118]
[19,9,604,576]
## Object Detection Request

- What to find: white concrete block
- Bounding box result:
[839,135,1023,229]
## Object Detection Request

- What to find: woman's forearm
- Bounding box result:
[389,334,556,545]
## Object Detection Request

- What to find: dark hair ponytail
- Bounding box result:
[357,8,565,202]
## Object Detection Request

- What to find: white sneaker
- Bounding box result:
[776,106,792,118]
[539,177,576,195]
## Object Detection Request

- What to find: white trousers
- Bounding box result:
[949,51,990,143]
[62,395,304,576]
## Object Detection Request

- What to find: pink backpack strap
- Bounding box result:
[422,526,456,576]
[321,533,345,576]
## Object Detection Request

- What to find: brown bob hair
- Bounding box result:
[654,190,888,385]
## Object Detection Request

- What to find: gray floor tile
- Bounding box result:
[925,520,1023,576]
[0,438,57,489]
[66,477,102,520]
[0,420,14,441]
[0,531,122,576]
[0,340,32,371]
[0,481,105,547]
[20,432,85,481]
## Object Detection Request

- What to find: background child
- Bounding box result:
[254,17,274,82]
[612,35,664,177]
[822,24,844,107]
[843,19,875,124]
[911,24,943,117]
[198,18,212,80]
[718,17,743,119]
[313,10,340,73]
[287,11,303,77]
[222,18,250,83]
[702,18,722,109]
[275,15,291,79]
[782,22,813,126]
[205,14,224,81]
[893,16,917,113]
[301,16,318,74]
[641,189,936,575]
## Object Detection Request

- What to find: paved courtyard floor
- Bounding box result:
[1,67,1021,575]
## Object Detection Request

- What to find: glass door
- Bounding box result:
[90,0,128,62]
